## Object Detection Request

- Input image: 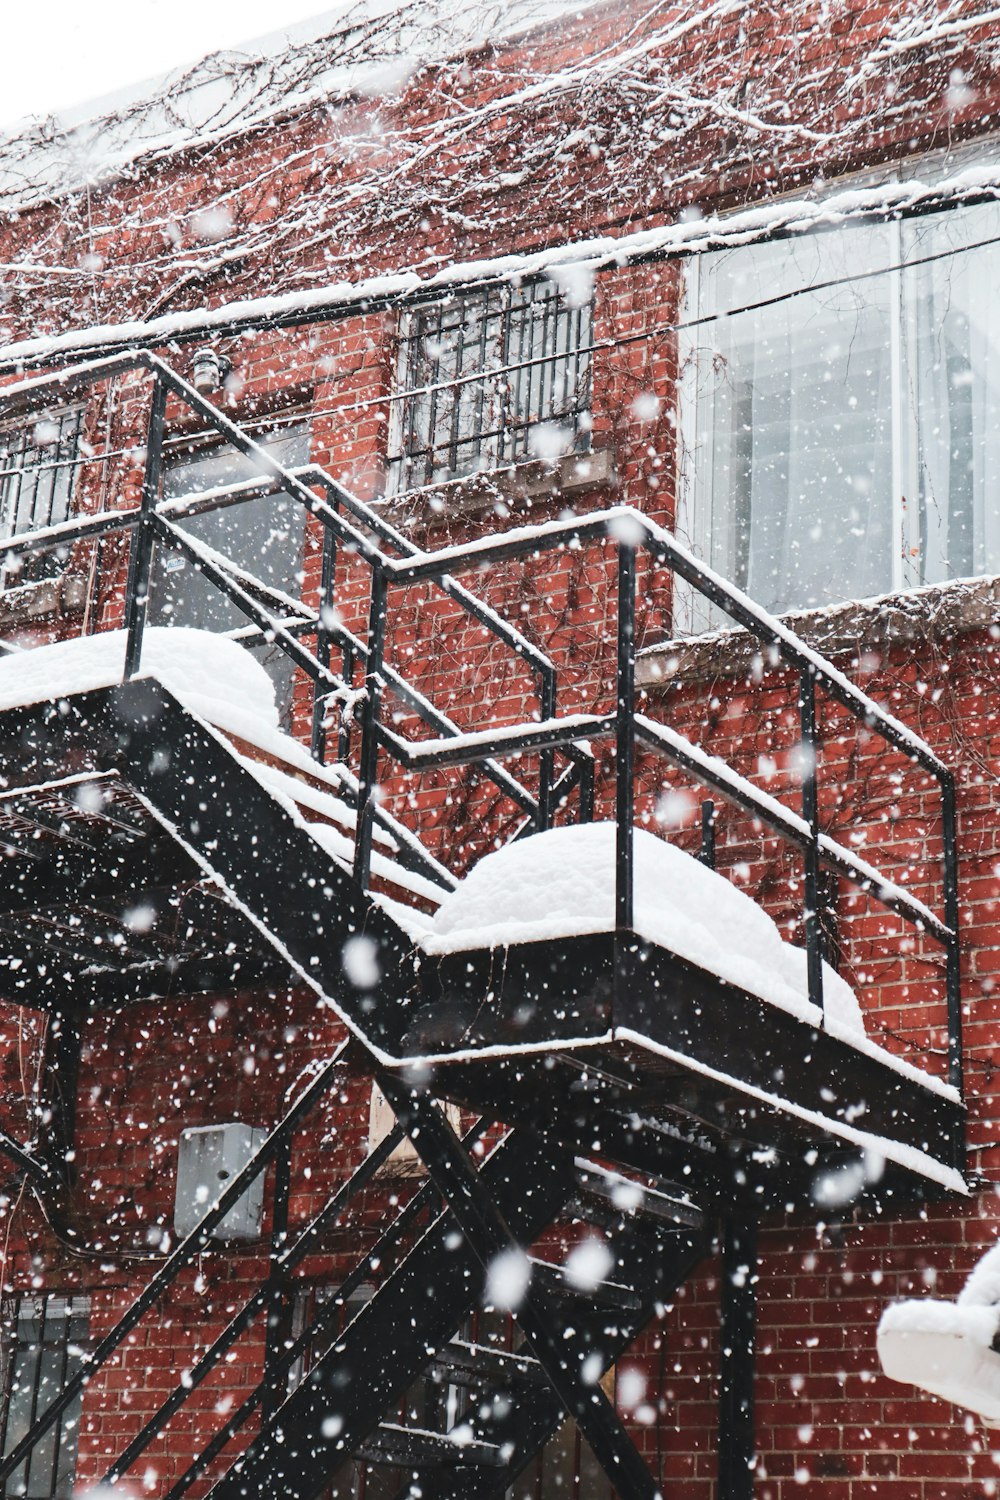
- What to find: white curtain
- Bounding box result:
[685,200,1000,630]
[693,222,896,620]
[905,201,1000,584]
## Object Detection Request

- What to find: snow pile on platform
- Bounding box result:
[424,821,865,1041]
[878,1242,1000,1425]
[0,628,279,739]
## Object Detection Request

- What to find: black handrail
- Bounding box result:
[0,352,582,834]
[160,1118,492,1500]
[364,506,962,1096]
[101,1114,410,1485]
[0,356,963,1100]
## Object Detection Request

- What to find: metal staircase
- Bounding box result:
[0,352,967,1500]
[0,1040,704,1500]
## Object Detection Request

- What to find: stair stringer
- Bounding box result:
[207,1127,576,1500]
[60,678,425,1053]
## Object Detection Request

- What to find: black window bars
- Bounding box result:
[0,409,86,588]
[0,1294,89,1499]
[387,282,593,493]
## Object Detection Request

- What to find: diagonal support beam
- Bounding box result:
[377,1072,662,1500]
[0,1126,53,1189]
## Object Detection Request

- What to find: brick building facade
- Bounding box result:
[0,2,996,1498]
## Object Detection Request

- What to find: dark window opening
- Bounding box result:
[146,422,311,723]
[0,1294,90,1500]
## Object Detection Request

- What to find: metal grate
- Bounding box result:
[0,411,85,588]
[387,282,592,493]
[0,1295,89,1499]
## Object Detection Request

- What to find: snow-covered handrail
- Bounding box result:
[384,503,947,778]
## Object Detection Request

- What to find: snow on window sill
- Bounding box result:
[638,573,1000,689]
[378,447,617,535]
[0,570,88,630]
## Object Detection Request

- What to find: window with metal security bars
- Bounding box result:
[387,283,592,494]
[0,411,85,588]
[0,1295,89,1499]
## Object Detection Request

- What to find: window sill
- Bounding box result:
[0,572,88,630]
[637,573,1000,689]
[378,447,617,533]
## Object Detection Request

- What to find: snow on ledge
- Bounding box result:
[422,822,958,1103]
[4,163,1000,370]
[878,1243,1000,1423]
[0,626,279,740]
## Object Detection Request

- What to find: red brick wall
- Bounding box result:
[0,3,998,1496]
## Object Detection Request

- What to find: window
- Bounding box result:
[0,410,85,589]
[677,196,1000,631]
[147,422,311,719]
[388,282,592,493]
[0,1295,89,1499]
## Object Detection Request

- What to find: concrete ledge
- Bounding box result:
[638,574,1000,688]
[378,447,617,533]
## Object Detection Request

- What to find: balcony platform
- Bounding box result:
[0,677,964,1214]
[394,931,965,1208]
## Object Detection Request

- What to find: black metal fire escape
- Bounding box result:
[0,353,965,1500]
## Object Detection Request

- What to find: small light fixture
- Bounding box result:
[191,346,232,395]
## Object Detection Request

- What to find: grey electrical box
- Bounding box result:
[174,1122,266,1243]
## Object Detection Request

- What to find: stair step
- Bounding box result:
[529,1258,643,1312]
[351,1421,506,1469]
[428,1338,547,1390]
[572,1159,703,1229]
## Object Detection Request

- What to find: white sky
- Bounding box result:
[2,0,331,130]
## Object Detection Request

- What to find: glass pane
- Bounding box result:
[903,200,1000,584]
[147,425,310,718]
[686,223,895,623]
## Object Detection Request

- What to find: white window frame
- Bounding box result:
[673,143,1000,634]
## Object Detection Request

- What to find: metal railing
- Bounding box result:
[0,355,962,1102]
[0,352,592,852]
[367,507,963,1098]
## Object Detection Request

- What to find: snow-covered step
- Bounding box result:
[427,1338,547,1390]
[350,1420,506,1469]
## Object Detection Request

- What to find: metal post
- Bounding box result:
[719,1215,757,1500]
[262,1134,293,1421]
[537,667,557,833]
[311,519,338,764]
[941,772,964,1106]
[579,753,595,825]
[797,667,824,1016]
[354,564,388,891]
[700,799,716,870]
[616,544,636,932]
[123,377,167,679]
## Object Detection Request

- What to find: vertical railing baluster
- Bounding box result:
[123,377,167,680]
[311,516,338,764]
[941,771,963,1105]
[354,564,388,891]
[261,1134,293,1422]
[577,752,595,826]
[615,543,636,932]
[798,666,824,1017]
[700,799,717,870]
[537,665,556,833]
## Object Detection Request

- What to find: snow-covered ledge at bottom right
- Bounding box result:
[878,1243,1000,1427]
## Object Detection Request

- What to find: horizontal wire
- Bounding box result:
[2,223,997,477]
